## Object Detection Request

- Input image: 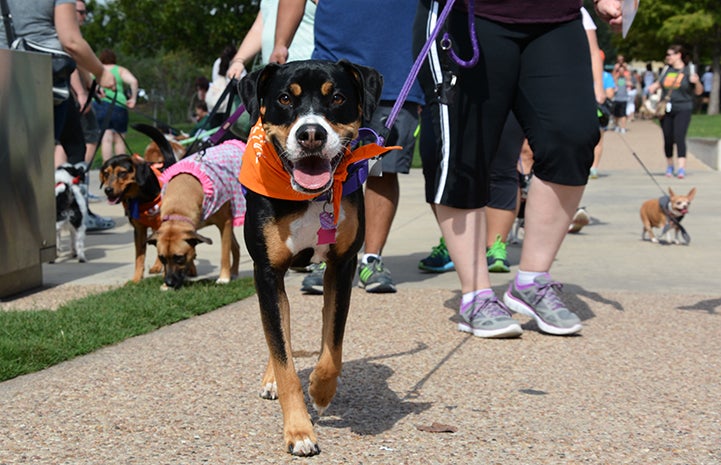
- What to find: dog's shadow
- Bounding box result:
[298,343,433,435]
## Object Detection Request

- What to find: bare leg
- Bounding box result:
[363,174,399,256]
[101,131,114,162]
[113,132,126,156]
[519,178,584,272]
[435,204,490,294]
[485,205,518,248]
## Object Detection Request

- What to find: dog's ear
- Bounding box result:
[239,63,281,123]
[134,160,154,187]
[668,187,675,198]
[687,187,696,201]
[338,59,383,124]
[186,232,213,247]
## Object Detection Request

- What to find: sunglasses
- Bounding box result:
[77,9,87,15]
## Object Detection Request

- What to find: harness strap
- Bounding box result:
[659,195,691,244]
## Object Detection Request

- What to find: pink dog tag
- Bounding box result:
[317,211,336,245]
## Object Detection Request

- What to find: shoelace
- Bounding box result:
[488,239,506,255]
[429,242,448,258]
[532,281,565,311]
[462,296,509,320]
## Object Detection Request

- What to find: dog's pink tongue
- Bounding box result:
[293,158,332,190]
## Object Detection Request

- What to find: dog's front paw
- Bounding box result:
[260,381,278,400]
[285,416,320,457]
[288,437,320,457]
[309,369,339,416]
[149,264,163,274]
[216,277,231,284]
[651,237,659,243]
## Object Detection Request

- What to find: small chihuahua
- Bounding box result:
[640,187,696,244]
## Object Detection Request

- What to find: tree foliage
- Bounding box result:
[614,0,721,114]
[79,0,259,124]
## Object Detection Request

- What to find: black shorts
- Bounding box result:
[414,1,598,209]
[612,101,628,118]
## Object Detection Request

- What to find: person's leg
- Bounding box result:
[519,179,584,271]
[358,103,417,293]
[503,18,597,335]
[363,173,399,256]
[486,113,525,272]
[100,130,114,162]
[113,132,126,156]
[413,5,522,338]
[661,115,675,175]
[436,204,489,293]
[590,129,603,178]
[673,109,692,176]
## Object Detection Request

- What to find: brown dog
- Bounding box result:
[100,154,166,281]
[147,140,245,289]
[640,187,696,244]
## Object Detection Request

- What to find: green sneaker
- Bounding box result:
[358,257,397,293]
[486,235,510,273]
[418,237,455,273]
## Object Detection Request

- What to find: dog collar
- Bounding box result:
[239,119,400,224]
[125,194,162,230]
[162,214,196,226]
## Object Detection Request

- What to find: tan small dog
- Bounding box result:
[640,187,696,244]
[147,141,246,289]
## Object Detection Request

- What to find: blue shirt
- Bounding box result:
[311,0,424,105]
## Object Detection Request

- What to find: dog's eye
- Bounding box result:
[159,256,167,265]
[278,93,292,106]
[332,93,346,105]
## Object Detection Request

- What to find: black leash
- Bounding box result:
[616,132,669,197]
[659,195,691,244]
[183,78,241,157]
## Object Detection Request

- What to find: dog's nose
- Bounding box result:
[104,186,114,196]
[296,124,327,151]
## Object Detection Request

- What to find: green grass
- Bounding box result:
[688,114,721,139]
[0,277,255,382]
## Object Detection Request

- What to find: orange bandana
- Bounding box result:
[239,119,400,223]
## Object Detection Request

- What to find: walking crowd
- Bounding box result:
[4,0,711,338]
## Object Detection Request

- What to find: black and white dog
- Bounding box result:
[54,163,88,262]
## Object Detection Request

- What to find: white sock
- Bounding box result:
[362,253,380,265]
[515,270,547,286]
[462,289,494,306]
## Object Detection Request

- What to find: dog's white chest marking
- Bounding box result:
[286,202,345,262]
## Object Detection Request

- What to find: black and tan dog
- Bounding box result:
[238,60,396,456]
[99,125,176,282]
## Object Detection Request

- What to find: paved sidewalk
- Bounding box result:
[1,120,720,464]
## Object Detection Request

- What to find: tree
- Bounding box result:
[616,0,721,114]
[79,0,260,125]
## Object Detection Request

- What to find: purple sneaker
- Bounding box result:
[503,274,582,335]
[458,291,522,338]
